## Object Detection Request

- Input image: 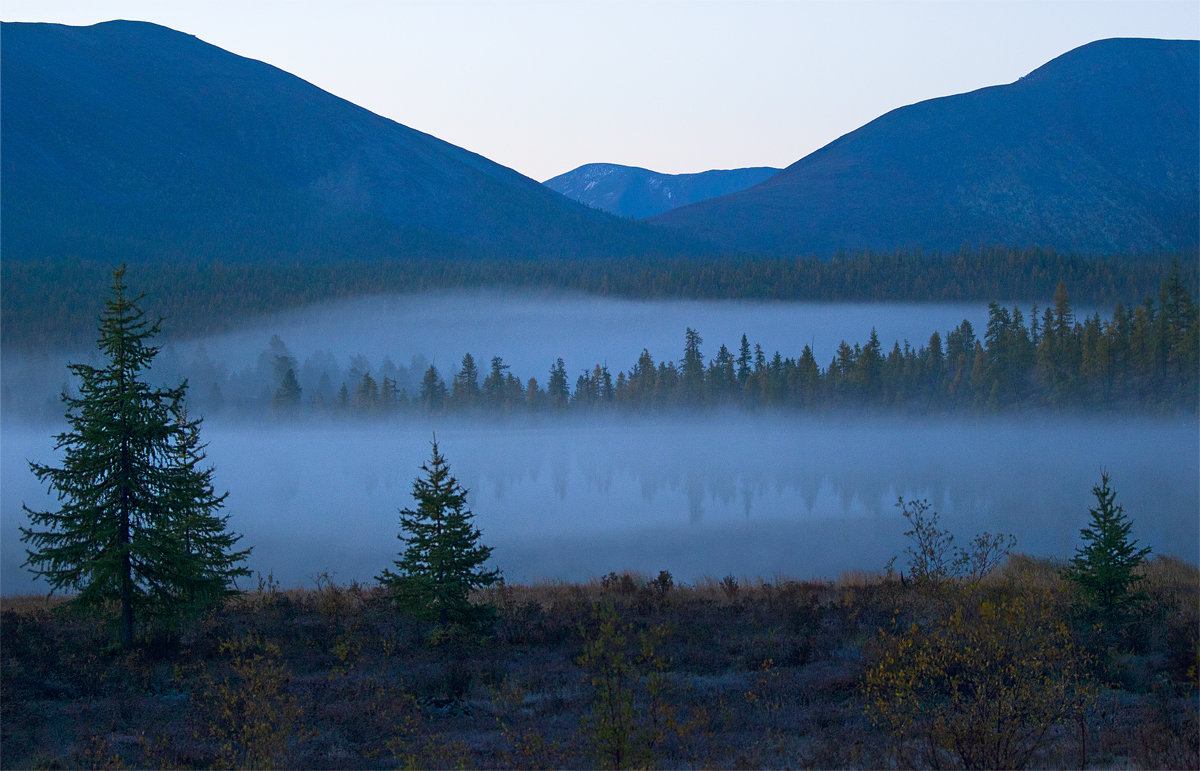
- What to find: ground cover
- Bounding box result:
[2,556,1196,769]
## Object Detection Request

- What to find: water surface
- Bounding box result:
[4,414,1193,594]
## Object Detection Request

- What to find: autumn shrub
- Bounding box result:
[192,635,303,769]
[490,675,567,769]
[1139,555,1200,687]
[862,591,1095,769]
[577,602,678,768]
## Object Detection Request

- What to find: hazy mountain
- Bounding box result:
[0,21,700,263]
[651,38,1199,257]
[543,163,780,219]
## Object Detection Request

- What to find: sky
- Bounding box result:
[2,1,1197,182]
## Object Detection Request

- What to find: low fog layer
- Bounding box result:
[4,414,1194,594]
[2,291,1104,420]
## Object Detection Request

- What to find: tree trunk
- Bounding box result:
[121,515,134,649]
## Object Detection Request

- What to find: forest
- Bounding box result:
[223,272,1196,417]
[1,247,1191,350]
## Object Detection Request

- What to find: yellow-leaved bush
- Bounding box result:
[862,592,1095,770]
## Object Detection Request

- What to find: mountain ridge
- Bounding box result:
[651,37,1199,257]
[0,20,703,263]
[543,163,780,219]
[3,26,1195,264]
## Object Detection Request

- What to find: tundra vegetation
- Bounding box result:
[2,552,1197,768]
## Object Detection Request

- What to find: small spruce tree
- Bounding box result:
[1064,472,1150,625]
[378,440,500,631]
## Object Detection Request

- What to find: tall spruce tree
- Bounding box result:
[378,440,500,631]
[20,266,249,648]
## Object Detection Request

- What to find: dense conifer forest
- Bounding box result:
[2,248,1191,350]
[188,271,1196,417]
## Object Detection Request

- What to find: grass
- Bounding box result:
[1,555,1196,769]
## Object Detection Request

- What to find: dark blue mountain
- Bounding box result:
[651,38,1199,257]
[0,21,699,263]
[543,163,780,219]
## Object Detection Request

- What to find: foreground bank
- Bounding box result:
[2,555,1196,769]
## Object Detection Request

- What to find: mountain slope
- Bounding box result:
[0,21,698,263]
[651,38,1200,257]
[543,163,780,219]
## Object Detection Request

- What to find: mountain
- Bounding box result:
[651,38,1199,257]
[543,163,780,219]
[0,21,699,263]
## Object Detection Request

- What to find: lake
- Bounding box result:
[3,413,1195,595]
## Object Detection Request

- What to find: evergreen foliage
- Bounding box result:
[378,441,501,632]
[1064,472,1151,624]
[266,272,1189,417]
[166,407,252,614]
[271,367,302,412]
[4,250,1189,352]
[418,365,447,413]
[451,353,481,410]
[7,262,1196,419]
[20,266,250,648]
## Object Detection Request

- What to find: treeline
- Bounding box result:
[2,248,1192,350]
[263,273,1197,416]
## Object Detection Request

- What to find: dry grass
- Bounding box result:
[2,557,1197,769]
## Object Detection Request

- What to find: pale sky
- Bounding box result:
[3,1,1197,181]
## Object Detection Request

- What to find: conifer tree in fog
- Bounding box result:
[272,367,302,413]
[548,357,570,408]
[21,266,249,649]
[378,440,500,631]
[1064,472,1150,627]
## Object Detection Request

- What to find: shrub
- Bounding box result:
[192,636,303,769]
[892,497,1015,584]
[577,602,674,768]
[863,593,1095,769]
[648,570,675,597]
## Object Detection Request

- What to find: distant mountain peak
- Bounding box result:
[544,163,780,219]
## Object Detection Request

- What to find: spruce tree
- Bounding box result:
[419,365,446,413]
[1064,472,1150,626]
[21,266,249,648]
[165,407,252,614]
[272,367,302,413]
[548,358,570,409]
[378,440,500,631]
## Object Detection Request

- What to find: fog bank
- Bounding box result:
[4,414,1194,594]
[3,291,1105,421]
